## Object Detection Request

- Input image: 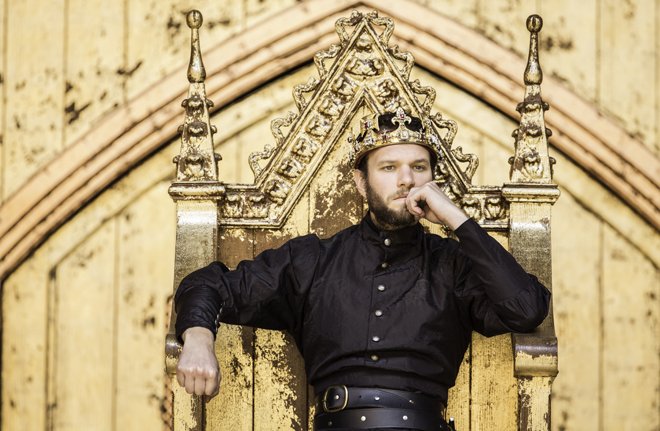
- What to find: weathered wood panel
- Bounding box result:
[245,0,298,27]
[476,0,540,57]
[539,0,597,102]
[0,0,5,201]
[551,191,602,430]
[206,227,255,431]
[125,0,244,101]
[3,0,65,198]
[64,0,124,147]
[1,141,176,429]
[471,333,517,431]
[417,0,479,29]
[602,226,659,430]
[600,0,657,149]
[252,192,310,431]
[1,260,49,430]
[470,232,517,431]
[116,182,175,431]
[52,222,115,430]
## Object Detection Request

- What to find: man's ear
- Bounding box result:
[353,169,367,199]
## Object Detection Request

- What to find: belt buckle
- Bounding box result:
[322,385,348,413]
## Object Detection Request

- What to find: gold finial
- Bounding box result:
[524,14,543,85]
[186,10,206,83]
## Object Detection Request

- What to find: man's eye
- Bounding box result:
[381,165,395,171]
[413,165,428,171]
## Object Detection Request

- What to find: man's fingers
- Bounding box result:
[204,369,219,396]
[194,373,206,395]
[176,370,185,389]
[185,373,197,394]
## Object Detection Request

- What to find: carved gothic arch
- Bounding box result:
[0,0,657,279]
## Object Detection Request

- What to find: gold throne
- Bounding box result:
[165,9,559,431]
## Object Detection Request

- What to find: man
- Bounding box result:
[174,108,551,431]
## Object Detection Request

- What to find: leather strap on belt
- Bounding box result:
[315,386,446,414]
[315,407,446,430]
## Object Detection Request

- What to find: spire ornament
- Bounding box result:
[172,10,221,184]
[508,14,555,184]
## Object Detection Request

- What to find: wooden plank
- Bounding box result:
[476,0,539,57]
[599,0,657,148]
[446,349,471,430]
[253,190,310,431]
[309,123,363,238]
[0,0,5,202]
[470,333,517,431]
[550,191,601,430]
[415,0,479,29]
[245,0,298,28]
[539,0,598,102]
[64,0,124,147]
[469,231,516,431]
[3,0,64,198]
[125,0,245,101]
[205,227,255,431]
[602,225,660,429]
[1,260,48,431]
[52,221,115,430]
[115,181,175,430]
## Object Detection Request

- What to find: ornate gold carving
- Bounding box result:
[451,146,479,184]
[305,114,332,138]
[271,111,298,146]
[484,196,507,221]
[509,15,554,184]
[314,44,342,80]
[461,195,482,221]
[293,77,321,112]
[277,157,305,180]
[331,75,358,98]
[292,137,320,162]
[245,194,269,218]
[374,78,410,112]
[265,179,291,204]
[172,11,220,183]
[249,112,297,178]
[409,79,435,116]
[430,112,457,147]
[388,45,414,80]
[346,35,385,77]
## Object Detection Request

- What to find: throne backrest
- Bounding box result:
[166,9,558,431]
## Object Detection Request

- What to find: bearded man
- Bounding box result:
[173,109,551,431]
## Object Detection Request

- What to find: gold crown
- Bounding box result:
[349,108,441,168]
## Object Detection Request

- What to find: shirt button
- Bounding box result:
[381,262,388,269]
[377,285,386,292]
[374,310,383,317]
[370,354,379,361]
[384,238,391,246]
[372,336,380,342]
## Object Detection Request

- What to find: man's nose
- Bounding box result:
[398,166,414,187]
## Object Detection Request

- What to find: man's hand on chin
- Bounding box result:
[405,181,468,230]
[177,326,221,400]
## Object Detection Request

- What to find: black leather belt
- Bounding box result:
[315,407,445,430]
[316,386,446,413]
[314,386,448,431]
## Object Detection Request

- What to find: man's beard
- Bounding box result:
[365,182,417,230]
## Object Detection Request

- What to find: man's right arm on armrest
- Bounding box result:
[176,326,220,398]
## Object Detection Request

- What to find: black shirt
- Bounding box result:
[175,216,550,403]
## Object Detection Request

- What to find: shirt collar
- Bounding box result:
[359,212,424,266]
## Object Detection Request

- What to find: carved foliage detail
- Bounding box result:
[175,93,220,182]
[460,194,508,224]
[509,92,552,182]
